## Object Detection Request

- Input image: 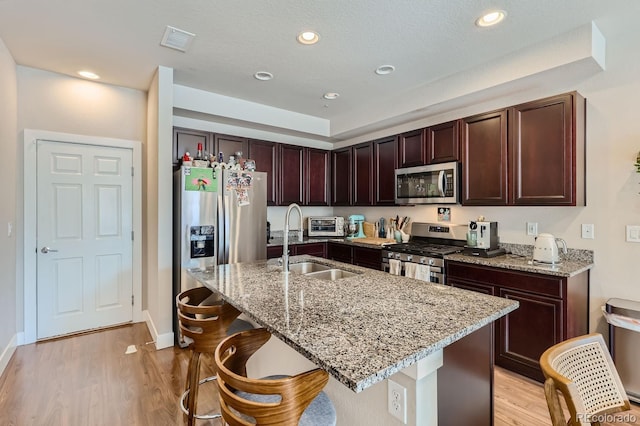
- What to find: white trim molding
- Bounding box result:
[0,334,17,377]
[143,310,174,350]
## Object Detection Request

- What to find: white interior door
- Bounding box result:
[36,140,133,339]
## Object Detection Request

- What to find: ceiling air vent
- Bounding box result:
[160,25,195,52]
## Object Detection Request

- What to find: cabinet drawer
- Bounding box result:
[447,261,563,298]
[450,278,495,296]
[353,246,381,270]
[267,245,283,259]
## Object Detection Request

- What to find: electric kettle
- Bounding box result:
[533,233,567,264]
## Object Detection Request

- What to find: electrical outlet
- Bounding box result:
[581,224,595,239]
[7,222,12,237]
[388,379,407,424]
[526,222,538,236]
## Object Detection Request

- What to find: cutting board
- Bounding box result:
[352,237,397,246]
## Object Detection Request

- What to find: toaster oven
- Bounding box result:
[308,216,345,237]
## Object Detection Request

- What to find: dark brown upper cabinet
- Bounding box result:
[247,139,278,206]
[510,92,585,206]
[353,142,374,206]
[173,127,212,168]
[428,120,460,164]
[398,128,427,168]
[374,136,398,205]
[214,134,248,162]
[461,109,509,205]
[278,144,305,205]
[331,147,352,206]
[305,148,331,206]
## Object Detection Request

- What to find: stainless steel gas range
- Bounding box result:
[381,222,467,284]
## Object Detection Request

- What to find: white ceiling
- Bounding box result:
[0,0,636,141]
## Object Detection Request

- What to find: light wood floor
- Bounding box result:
[0,323,638,425]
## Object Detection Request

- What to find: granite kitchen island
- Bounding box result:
[188,256,518,425]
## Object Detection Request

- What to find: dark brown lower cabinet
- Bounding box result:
[327,241,352,263]
[267,242,327,259]
[438,323,493,426]
[292,242,326,258]
[446,261,589,382]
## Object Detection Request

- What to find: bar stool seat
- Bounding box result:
[177,286,254,425]
[214,328,337,426]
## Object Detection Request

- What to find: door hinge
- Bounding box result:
[131,231,134,241]
[131,166,134,177]
[131,295,134,306]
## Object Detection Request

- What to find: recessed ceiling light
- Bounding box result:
[375,65,395,75]
[323,92,339,100]
[297,31,320,45]
[77,70,100,80]
[254,71,273,81]
[475,10,506,27]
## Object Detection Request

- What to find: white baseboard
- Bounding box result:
[0,334,18,378]
[142,310,174,350]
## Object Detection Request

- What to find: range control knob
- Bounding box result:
[428,258,435,266]
[387,252,394,258]
[419,257,426,264]
[406,255,413,262]
[395,253,401,259]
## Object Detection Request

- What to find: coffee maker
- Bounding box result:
[346,214,366,240]
[463,220,506,257]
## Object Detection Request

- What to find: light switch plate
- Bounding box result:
[626,225,640,243]
[526,222,538,236]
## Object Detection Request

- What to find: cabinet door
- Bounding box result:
[305,148,330,206]
[248,139,278,206]
[428,120,460,164]
[173,128,211,167]
[293,242,327,258]
[496,287,563,382]
[510,92,585,206]
[279,144,304,205]
[374,136,397,205]
[461,110,508,205]
[327,242,352,263]
[398,128,426,167]
[214,134,248,162]
[267,245,283,259]
[353,246,381,269]
[353,142,374,206]
[331,148,352,206]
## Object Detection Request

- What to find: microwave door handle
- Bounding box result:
[438,170,445,197]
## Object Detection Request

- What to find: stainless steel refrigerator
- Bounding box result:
[172,166,267,345]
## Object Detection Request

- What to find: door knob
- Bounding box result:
[41,247,59,253]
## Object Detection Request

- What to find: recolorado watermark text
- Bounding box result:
[576,413,637,423]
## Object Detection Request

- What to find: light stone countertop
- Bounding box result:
[445,253,592,277]
[188,256,518,393]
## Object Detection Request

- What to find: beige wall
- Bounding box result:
[14,66,147,336]
[144,66,175,349]
[0,38,18,364]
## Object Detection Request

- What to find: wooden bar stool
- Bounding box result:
[177,286,254,425]
[214,328,337,426]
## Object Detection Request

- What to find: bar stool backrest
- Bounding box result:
[214,328,329,426]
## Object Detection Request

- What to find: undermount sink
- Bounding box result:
[284,261,359,281]
[304,269,358,281]
[288,262,332,274]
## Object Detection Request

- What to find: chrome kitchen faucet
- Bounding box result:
[282,203,303,273]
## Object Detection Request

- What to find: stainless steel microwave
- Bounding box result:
[308,216,345,237]
[395,161,460,205]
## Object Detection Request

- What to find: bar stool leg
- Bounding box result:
[180,351,222,425]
